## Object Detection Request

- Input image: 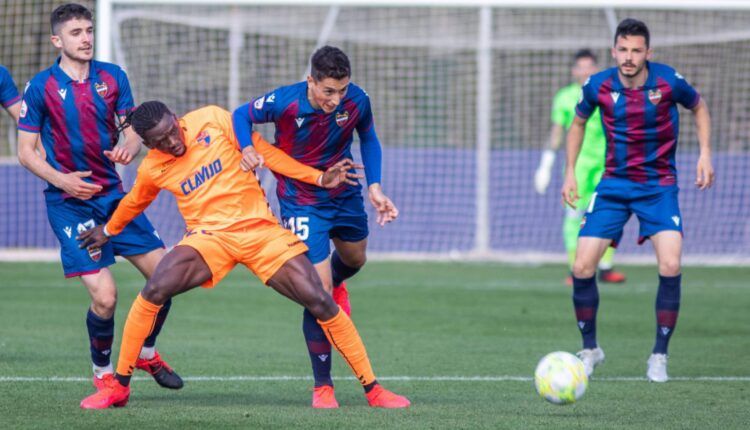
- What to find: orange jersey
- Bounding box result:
[106,105,322,236]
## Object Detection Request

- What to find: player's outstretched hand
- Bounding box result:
[319,158,364,188]
[240,146,265,171]
[104,145,136,165]
[57,171,103,200]
[368,184,399,226]
[77,225,109,249]
[695,153,715,190]
[561,172,579,209]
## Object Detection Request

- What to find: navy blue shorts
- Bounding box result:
[46,192,164,277]
[279,193,368,264]
[579,178,683,247]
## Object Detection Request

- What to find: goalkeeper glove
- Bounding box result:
[534,149,556,194]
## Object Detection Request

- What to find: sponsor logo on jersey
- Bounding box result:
[58,88,67,100]
[335,110,349,126]
[195,130,211,146]
[610,91,620,103]
[295,117,304,128]
[95,82,108,97]
[266,93,275,103]
[648,89,662,105]
[180,159,223,195]
[63,226,73,238]
[671,216,680,226]
[19,100,27,118]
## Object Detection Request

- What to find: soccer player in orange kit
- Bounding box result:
[77,101,410,409]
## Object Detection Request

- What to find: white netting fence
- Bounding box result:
[2,1,750,263]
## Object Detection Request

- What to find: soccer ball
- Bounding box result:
[534,351,588,405]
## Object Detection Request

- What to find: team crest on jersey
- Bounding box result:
[648,89,662,105]
[95,82,108,97]
[88,246,102,262]
[195,130,211,146]
[58,88,67,100]
[335,110,349,127]
[610,91,620,103]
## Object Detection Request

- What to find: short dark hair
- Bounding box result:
[310,46,351,81]
[120,101,172,138]
[614,18,650,48]
[50,3,93,35]
[573,48,598,65]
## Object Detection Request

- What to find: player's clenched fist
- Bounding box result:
[240,146,265,171]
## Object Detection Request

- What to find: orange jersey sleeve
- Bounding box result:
[105,164,161,236]
[252,132,322,186]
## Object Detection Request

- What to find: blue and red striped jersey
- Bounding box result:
[0,65,21,109]
[233,81,382,205]
[18,58,134,202]
[575,61,700,186]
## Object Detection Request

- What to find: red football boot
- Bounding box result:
[332,282,351,316]
[312,385,339,409]
[599,269,626,283]
[136,350,184,389]
[80,377,130,409]
[365,384,411,408]
[92,373,114,391]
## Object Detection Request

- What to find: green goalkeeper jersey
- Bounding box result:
[551,82,605,170]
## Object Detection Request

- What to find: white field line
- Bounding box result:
[1,375,749,383]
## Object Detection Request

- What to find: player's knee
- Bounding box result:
[304,291,337,320]
[659,259,681,277]
[141,279,172,305]
[346,252,366,269]
[572,261,596,279]
[91,293,117,317]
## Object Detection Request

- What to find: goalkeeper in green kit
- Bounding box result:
[534,49,626,285]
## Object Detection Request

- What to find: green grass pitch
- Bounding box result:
[1,261,748,429]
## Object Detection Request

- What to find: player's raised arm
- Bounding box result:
[691,99,714,190]
[233,93,279,171]
[104,68,141,165]
[562,116,586,208]
[252,132,363,189]
[356,95,398,226]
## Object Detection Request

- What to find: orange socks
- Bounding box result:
[317,307,376,386]
[115,294,162,376]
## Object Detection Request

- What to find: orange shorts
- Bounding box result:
[177,219,308,288]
